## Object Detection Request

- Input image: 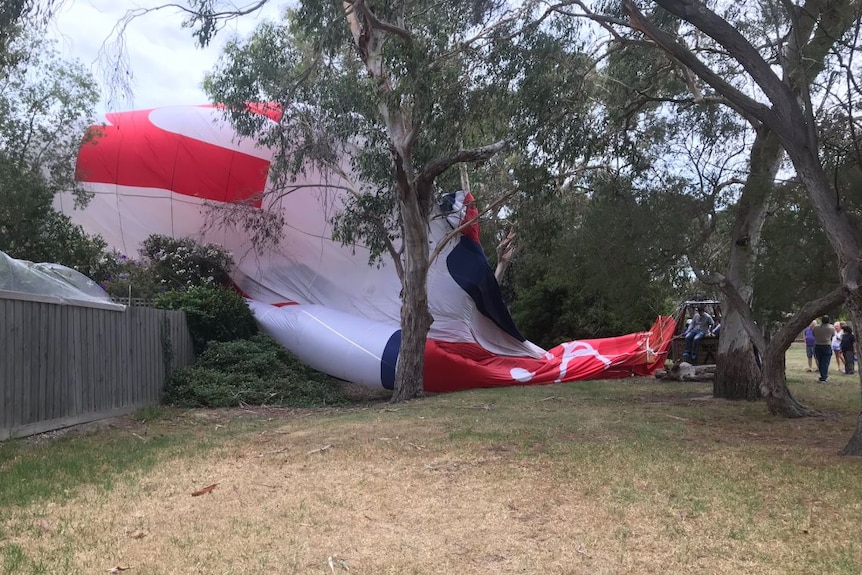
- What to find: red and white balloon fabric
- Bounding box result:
[62,104,674,391]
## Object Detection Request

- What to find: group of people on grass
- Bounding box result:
[804,316,856,383]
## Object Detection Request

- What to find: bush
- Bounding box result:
[98,253,164,299]
[164,335,348,408]
[141,235,233,289]
[155,286,258,354]
[99,235,234,300]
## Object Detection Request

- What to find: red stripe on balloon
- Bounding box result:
[75,109,270,207]
[460,192,480,244]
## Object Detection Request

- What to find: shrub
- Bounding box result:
[99,235,234,300]
[99,253,164,300]
[154,286,258,354]
[141,235,233,289]
[164,335,348,408]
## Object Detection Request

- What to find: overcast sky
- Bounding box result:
[50,0,287,113]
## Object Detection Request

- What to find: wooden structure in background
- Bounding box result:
[0,293,194,440]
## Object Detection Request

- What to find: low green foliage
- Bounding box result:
[164,334,348,408]
[154,286,258,354]
[100,235,234,300]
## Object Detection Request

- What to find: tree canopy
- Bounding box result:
[0,30,106,275]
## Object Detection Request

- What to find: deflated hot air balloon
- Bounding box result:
[60,104,674,392]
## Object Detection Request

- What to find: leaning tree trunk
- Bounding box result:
[622,0,862,449]
[759,288,844,417]
[720,280,842,418]
[714,127,780,400]
[391,188,433,402]
[761,340,819,417]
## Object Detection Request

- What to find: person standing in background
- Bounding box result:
[832,321,845,371]
[813,316,836,383]
[841,325,856,375]
[804,320,817,372]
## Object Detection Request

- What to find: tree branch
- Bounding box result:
[418,139,509,185]
[770,287,845,352]
[345,0,412,43]
[622,0,774,127]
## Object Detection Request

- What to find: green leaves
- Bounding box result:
[0,34,102,273]
[164,334,346,408]
[155,287,258,355]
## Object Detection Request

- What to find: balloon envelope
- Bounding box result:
[64,105,674,391]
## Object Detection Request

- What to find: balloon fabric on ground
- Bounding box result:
[64,104,675,391]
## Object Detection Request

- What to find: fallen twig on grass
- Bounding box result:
[191,483,219,496]
[258,447,289,457]
[664,414,690,422]
[307,444,333,455]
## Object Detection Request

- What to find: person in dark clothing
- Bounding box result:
[812,315,836,382]
[841,325,856,375]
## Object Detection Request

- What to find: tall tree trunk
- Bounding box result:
[715,127,781,399]
[391,189,432,402]
[714,308,762,400]
[839,287,862,455]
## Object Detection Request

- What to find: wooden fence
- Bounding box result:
[0,294,195,440]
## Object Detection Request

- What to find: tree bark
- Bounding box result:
[839,413,862,456]
[714,127,781,400]
[390,187,432,402]
[761,342,819,417]
[714,319,762,400]
[840,284,862,455]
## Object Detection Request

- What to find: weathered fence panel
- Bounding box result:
[0,297,195,440]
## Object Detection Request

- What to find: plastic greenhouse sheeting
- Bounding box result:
[0,250,123,310]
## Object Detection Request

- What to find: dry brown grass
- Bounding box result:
[2,344,861,575]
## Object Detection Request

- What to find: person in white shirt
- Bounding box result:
[832,321,845,371]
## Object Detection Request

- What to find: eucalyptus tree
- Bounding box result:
[615,0,862,451]
[162,0,597,401]
[544,0,862,419]
[566,2,779,401]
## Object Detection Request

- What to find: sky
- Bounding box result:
[49,0,287,114]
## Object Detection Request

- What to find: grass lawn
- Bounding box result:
[1,344,860,575]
